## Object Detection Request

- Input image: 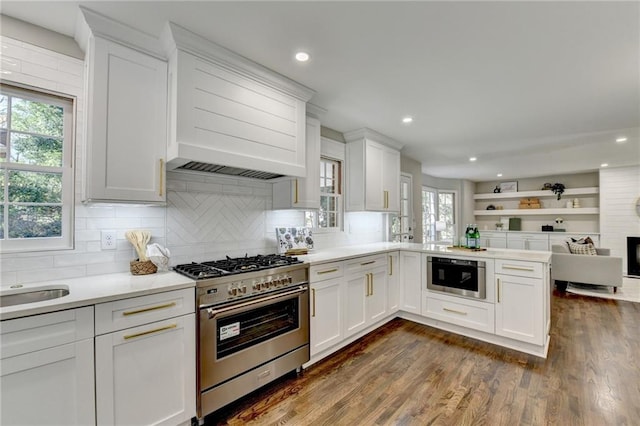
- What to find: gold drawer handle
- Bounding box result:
[360,261,375,266]
[317,268,338,275]
[311,288,316,317]
[389,255,393,276]
[122,302,177,316]
[503,265,535,272]
[124,324,177,340]
[443,307,468,316]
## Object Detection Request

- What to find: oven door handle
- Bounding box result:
[205,286,308,319]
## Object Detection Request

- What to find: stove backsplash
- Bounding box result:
[1,171,385,286]
[167,172,385,265]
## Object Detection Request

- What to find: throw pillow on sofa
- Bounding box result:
[568,241,597,255]
[570,236,595,245]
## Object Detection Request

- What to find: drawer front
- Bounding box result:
[345,254,386,275]
[95,288,195,335]
[423,293,494,333]
[495,259,543,278]
[508,233,548,241]
[1,307,94,359]
[310,261,344,283]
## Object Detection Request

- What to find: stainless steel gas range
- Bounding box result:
[174,254,310,419]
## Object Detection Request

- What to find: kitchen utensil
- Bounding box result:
[125,230,151,261]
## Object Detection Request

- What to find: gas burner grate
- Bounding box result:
[174,254,302,280]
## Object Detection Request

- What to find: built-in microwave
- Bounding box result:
[427,256,486,300]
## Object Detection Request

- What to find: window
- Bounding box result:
[422,187,456,244]
[390,174,413,242]
[305,157,342,230]
[0,83,74,252]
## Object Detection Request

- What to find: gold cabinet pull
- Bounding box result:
[311,288,316,317]
[122,301,176,316]
[124,324,176,340]
[361,261,375,266]
[443,307,468,316]
[503,265,534,272]
[159,158,165,197]
[369,273,374,295]
[317,268,338,275]
[294,179,299,204]
[389,255,393,276]
[497,278,501,303]
[365,273,371,296]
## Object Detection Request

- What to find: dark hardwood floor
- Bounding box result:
[205,291,640,425]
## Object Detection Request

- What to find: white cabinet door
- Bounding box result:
[346,136,401,212]
[344,273,368,337]
[272,116,321,209]
[364,141,385,210]
[382,146,400,212]
[310,277,343,356]
[84,36,167,203]
[506,234,548,251]
[479,232,507,249]
[400,251,422,314]
[387,252,400,313]
[1,339,95,426]
[367,267,388,323]
[495,274,544,345]
[95,314,196,426]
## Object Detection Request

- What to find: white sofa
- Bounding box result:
[551,244,623,292]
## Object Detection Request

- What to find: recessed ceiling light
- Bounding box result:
[295,52,310,62]
[601,163,608,167]
[469,157,477,162]
[497,173,503,177]
[616,137,627,143]
[402,116,413,124]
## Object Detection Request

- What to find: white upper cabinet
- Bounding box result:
[272,116,321,209]
[76,8,168,204]
[160,23,315,178]
[344,128,402,212]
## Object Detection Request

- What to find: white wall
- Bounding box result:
[599,165,640,273]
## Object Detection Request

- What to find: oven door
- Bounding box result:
[427,257,486,299]
[199,286,309,392]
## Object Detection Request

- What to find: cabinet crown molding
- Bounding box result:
[160,21,315,102]
[343,128,404,150]
[74,6,165,59]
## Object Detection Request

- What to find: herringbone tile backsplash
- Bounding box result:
[166,171,385,265]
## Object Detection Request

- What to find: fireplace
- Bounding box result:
[628,236,640,277]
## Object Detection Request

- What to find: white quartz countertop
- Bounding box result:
[1,271,195,321]
[298,242,552,265]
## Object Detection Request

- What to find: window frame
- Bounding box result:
[306,155,343,233]
[0,82,75,253]
[422,186,457,244]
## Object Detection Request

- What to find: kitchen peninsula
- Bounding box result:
[300,242,551,364]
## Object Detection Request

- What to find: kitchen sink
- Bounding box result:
[0,285,70,308]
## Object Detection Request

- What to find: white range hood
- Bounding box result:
[160,22,315,180]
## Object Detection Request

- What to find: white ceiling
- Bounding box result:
[2,1,639,182]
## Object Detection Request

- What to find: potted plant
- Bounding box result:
[551,183,565,200]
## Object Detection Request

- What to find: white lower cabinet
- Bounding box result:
[506,233,549,251]
[495,273,544,345]
[387,252,400,313]
[0,307,95,426]
[95,288,196,426]
[310,262,344,357]
[399,251,422,314]
[344,255,388,338]
[423,292,495,334]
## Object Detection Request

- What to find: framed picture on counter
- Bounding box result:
[499,181,518,193]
